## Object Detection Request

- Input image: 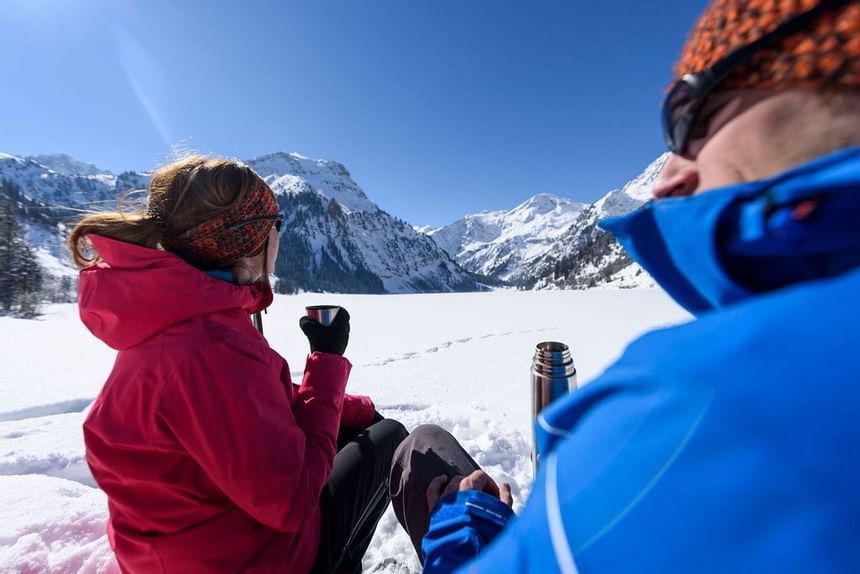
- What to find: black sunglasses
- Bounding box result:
[662,0,849,157]
[226,213,285,233]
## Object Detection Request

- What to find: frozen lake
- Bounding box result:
[0,289,689,572]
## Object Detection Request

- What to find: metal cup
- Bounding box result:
[305,305,341,327]
[531,341,577,472]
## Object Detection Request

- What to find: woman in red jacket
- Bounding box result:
[69,155,407,573]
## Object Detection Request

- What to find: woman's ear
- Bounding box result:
[230,254,264,285]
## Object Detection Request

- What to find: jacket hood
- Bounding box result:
[601,147,860,315]
[78,235,273,350]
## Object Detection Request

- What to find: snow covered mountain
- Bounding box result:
[423,156,667,290]
[26,154,114,180]
[425,194,586,283]
[0,151,479,295]
[0,153,149,299]
[0,149,668,297]
[248,152,379,214]
[0,153,148,213]
[522,154,669,290]
[247,153,477,293]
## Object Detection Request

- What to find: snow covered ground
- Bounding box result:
[0,289,688,573]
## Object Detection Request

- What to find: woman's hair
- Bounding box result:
[68,155,268,268]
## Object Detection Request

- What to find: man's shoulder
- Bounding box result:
[521,270,860,574]
[619,267,860,387]
[537,267,860,465]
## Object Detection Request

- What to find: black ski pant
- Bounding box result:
[311,414,409,574]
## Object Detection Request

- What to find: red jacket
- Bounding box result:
[80,235,376,573]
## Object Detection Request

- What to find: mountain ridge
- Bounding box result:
[0,151,480,295]
[0,150,667,297]
[425,193,586,283]
[422,155,668,290]
[522,154,668,290]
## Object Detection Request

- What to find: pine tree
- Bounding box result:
[0,199,44,317]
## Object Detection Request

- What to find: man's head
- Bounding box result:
[653,0,860,199]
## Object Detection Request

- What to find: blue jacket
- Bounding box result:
[422,147,860,573]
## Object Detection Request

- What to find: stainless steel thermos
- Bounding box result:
[531,341,577,471]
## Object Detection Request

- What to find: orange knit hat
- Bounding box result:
[675,0,860,89]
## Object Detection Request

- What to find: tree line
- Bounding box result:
[0,197,43,317]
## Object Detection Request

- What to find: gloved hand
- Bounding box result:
[299,307,350,356]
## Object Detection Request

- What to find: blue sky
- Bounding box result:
[1,0,708,226]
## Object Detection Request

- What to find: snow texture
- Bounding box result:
[0,289,688,573]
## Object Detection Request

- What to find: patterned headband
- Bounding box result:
[165,177,280,269]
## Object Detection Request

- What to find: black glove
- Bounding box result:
[299,307,350,356]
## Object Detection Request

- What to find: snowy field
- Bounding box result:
[0,289,688,573]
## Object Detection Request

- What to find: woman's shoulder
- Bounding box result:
[148,317,285,397]
[127,310,276,367]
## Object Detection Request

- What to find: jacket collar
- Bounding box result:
[78,236,273,350]
[601,147,860,315]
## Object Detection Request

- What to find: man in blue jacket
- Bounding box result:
[390,0,860,572]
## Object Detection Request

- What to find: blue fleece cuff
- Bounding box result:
[422,490,515,573]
